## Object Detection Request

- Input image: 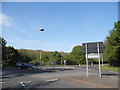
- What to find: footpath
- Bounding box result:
[71,71,119,88]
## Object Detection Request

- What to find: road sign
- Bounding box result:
[82,42,105,53]
[82,42,105,78]
[86,53,100,59]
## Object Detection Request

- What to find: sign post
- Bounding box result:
[82,42,105,78]
[101,54,104,66]
[86,43,88,77]
[97,42,101,78]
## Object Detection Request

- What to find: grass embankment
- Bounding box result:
[101,64,120,72]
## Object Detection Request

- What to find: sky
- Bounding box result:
[1,2,118,52]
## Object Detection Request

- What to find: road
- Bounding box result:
[1,65,118,89]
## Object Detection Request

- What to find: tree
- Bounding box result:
[32,52,50,65]
[50,51,62,65]
[104,21,120,67]
[70,45,85,65]
[63,55,75,65]
[2,38,7,47]
[1,37,7,61]
[0,37,3,64]
[1,38,33,66]
[18,52,32,63]
[2,46,19,66]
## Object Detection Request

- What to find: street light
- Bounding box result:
[40,28,44,31]
[39,28,44,68]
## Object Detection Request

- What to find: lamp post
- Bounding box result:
[39,28,44,68]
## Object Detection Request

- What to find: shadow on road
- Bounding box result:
[101,73,118,76]
[2,78,60,89]
[2,67,75,79]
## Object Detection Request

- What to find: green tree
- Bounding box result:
[2,38,7,47]
[50,51,62,65]
[1,37,7,61]
[104,21,120,67]
[70,45,85,65]
[3,46,19,66]
[63,55,75,65]
[18,52,32,63]
[1,38,33,66]
[33,52,50,65]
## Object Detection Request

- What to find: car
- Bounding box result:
[27,63,33,69]
[16,62,33,69]
[16,62,28,69]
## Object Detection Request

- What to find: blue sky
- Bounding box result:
[1,2,118,52]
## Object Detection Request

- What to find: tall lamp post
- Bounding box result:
[39,28,44,68]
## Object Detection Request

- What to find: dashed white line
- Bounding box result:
[0,81,5,83]
[2,79,8,81]
[47,79,59,82]
[23,81,31,83]
[20,82,27,88]
[20,81,31,88]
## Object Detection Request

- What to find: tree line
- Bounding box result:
[1,38,33,66]
[0,37,85,66]
[0,21,120,67]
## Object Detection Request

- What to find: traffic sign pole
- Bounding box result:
[97,42,101,78]
[86,43,88,77]
[102,54,104,66]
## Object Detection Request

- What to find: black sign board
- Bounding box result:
[82,42,105,53]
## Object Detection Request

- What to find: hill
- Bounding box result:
[17,49,69,65]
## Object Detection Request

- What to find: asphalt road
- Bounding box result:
[1,65,118,89]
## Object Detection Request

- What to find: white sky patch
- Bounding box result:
[0,13,15,27]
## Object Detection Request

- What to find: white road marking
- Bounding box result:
[20,82,26,88]
[23,81,31,83]
[0,82,5,83]
[47,79,59,82]
[2,79,8,81]
[20,81,31,88]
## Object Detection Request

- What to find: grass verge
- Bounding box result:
[101,64,120,72]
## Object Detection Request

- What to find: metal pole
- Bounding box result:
[39,28,44,68]
[102,54,104,66]
[61,60,62,65]
[40,50,42,67]
[60,52,62,65]
[97,42,101,78]
[39,31,42,68]
[86,43,88,77]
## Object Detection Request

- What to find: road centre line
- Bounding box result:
[70,78,113,88]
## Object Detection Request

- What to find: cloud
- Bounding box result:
[0,13,14,27]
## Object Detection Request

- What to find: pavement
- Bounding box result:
[71,75,118,88]
[70,65,119,88]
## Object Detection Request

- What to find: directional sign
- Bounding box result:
[86,53,101,59]
[82,42,105,53]
[82,41,105,78]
